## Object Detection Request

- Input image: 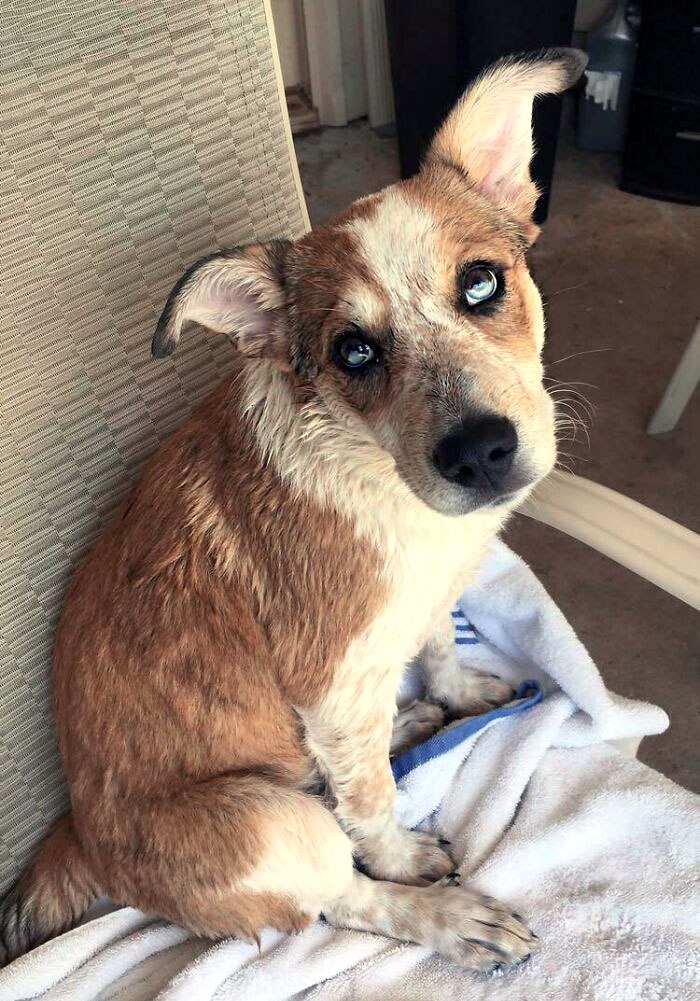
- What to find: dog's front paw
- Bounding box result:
[362,827,454,885]
[390,700,445,756]
[400,829,455,885]
[434,669,515,717]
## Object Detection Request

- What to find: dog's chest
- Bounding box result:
[389,526,476,646]
[348,510,497,679]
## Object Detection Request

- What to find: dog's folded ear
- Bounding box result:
[425,48,587,227]
[152,240,291,360]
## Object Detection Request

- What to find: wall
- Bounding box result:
[270,0,307,89]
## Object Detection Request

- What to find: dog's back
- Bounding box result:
[54,375,377,801]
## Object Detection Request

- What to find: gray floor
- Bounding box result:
[294,119,700,792]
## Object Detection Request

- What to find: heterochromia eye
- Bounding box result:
[334,332,378,372]
[461,265,499,307]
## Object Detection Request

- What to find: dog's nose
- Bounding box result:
[433,417,518,489]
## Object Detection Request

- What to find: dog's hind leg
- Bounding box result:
[324,870,538,971]
[93,776,353,942]
[112,775,537,971]
[0,777,537,971]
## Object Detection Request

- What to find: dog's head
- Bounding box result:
[154,49,586,516]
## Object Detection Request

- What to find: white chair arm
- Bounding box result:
[520,471,700,610]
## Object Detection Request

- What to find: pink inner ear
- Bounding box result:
[481,152,511,197]
[474,102,530,199]
[186,272,277,353]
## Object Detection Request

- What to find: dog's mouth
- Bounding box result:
[390,450,537,517]
[440,474,536,513]
[369,399,555,516]
[403,414,538,514]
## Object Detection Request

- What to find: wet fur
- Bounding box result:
[1,49,586,970]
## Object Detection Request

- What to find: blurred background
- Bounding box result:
[271,0,699,789]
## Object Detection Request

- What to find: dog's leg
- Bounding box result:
[124,775,536,970]
[324,870,538,972]
[94,776,355,944]
[421,612,514,716]
[390,700,445,756]
[28,777,532,971]
[302,698,453,885]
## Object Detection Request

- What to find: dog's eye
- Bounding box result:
[333,332,378,372]
[461,266,499,307]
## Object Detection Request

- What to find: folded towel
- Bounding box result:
[2,540,697,1001]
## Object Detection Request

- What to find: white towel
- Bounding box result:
[1,539,698,1001]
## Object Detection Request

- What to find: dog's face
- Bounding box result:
[281,171,553,515]
[154,50,586,516]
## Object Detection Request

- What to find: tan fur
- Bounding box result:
[324,871,536,971]
[1,49,585,970]
[427,49,587,224]
[50,369,385,856]
[389,701,445,756]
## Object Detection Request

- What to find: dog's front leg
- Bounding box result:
[301,697,453,885]
[421,611,514,716]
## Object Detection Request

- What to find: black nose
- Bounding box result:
[433,417,518,489]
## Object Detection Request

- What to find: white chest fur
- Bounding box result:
[333,500,505,707]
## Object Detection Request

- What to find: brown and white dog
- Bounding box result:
[1,49,586,971]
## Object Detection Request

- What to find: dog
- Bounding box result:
[0,48,586,971]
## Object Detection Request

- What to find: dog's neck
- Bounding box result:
[237,359,510,553]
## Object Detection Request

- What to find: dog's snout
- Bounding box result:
[433,417,518,490]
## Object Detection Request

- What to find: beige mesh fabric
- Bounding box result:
[0,0,308,893]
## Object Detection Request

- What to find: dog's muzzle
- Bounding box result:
[433,416,518,492]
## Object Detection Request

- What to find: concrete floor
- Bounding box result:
[294,120,700,792]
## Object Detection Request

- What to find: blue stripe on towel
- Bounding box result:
[391,680,543,783]
[451,606,479,644]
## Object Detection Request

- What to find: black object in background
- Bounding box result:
[384,0,579,222]
[620,0,700,205]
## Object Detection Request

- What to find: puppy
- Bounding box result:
[1,49,586,971]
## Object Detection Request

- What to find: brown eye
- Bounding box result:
[461,265,499,307]
[333,332,380,373]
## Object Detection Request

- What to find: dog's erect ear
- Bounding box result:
[152,240,291,360]
[425,48,587,225]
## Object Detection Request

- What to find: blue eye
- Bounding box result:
[461,266,499,307]
[334,333,378,372]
